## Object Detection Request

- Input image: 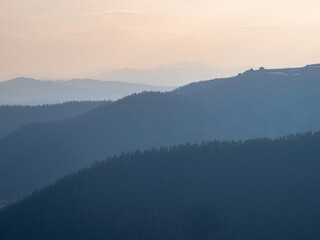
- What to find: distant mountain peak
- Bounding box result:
[0,77,174,105]
[8,77,37,83]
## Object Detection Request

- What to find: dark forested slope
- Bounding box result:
[0,92,208,201]
[1,64,320,201]
[0,101,109,139]
[1,133,320,240]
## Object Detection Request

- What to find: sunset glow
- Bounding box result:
[1,0,320,79]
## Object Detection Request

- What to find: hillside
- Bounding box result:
[0,101,109,139]
[1,133,320,240]
[0,78,174,105]
[1,64,320,201]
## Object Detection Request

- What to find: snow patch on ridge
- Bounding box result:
[269,72,289,76]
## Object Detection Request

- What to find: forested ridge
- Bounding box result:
[2,65,320,201]
[1,132,320,240]
[0,101,110,139]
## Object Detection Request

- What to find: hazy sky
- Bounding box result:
[1,0,320,79]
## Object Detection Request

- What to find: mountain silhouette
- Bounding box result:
[0,101,109,139]
[0,78,174,105]
[1,64,320,201]
[94,62,245,86]
[1,132,320,239]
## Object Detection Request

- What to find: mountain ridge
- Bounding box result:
[1,132,320,239]
[1,64,320,201]
[0,101,110,139]
[0,78,174,105]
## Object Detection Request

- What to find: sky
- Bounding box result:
[1,0,320,80]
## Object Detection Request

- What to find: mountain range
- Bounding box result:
[0,78,174,105]
[1,133,320,239]
[94,62,246,86]
[0,101,109,139]
[1,64,320,202]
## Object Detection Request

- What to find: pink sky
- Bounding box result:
[1,0,320,80]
